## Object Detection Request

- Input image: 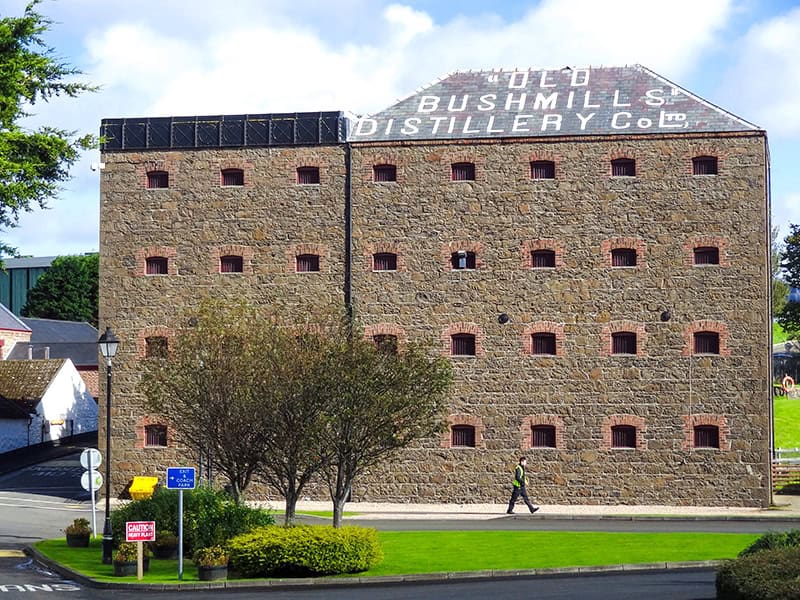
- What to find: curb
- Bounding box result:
[25,545,724,592]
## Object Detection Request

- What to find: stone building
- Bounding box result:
[99,65,771,507]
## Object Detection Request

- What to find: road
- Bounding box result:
[0,450,791,598]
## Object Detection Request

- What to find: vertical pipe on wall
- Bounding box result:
[344,143,353,328]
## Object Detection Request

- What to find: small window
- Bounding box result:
[451,162,475,181]
[145,257,168,275]
[221,169,244,186]
[451,333,476,356]
[694,332,720,354]
[451,425,476,447]
[144,424,168,447]
[611,332,637,355]
[146,170,169,189]
[220,255,244,273]
[145,336,169,359]
[373,252,398,271]
[373,164,397,182]
[693,156,718,176]
[530,160,555,179]
[611,425,636,448]
[297,166,320,185]
[531,249,556,268]
[296,254,320,272]
[532,425,556,448]
[694,425,720,449]
[694,246,720,265]
[373,334,398,354]
[451,251,476,270]
[611,158,636,177]
[532,333,557,356]
[611,248,637,267]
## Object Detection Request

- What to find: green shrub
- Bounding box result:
[228,525,383,577]
[717,546,800,599]
[738,529,800,557]
[110,486,273,553]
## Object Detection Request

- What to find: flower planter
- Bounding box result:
[113,557,149,576]
[197,565,228,581]
[65,533,90,548]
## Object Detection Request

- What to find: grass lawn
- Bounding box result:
[774,395,800,449]
[774,321,790,344]
[36,531,757,584]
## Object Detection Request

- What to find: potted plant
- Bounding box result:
[153,530,178,559]
[64,518,91,547]
[113,541,152,576]
[194,545,229,581]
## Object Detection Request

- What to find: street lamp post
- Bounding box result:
[98,327,119,564]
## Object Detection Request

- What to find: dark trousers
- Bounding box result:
[507,485,536,512]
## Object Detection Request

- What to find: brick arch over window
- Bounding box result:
[683,235,730,267]
[285,149,335,185]
[436,150,486,183]
[519,415,564,450]
[134,246,177,276]
[361,153,405,183]
[685,146,725,175]
[210,245,254,274]
[363,241,406,272]
[363,323,407,348]
[600,321,647,356]
[286,243,328,273]
[134,415,177,449]
[136,326,174,359]
[601,414,647,450]
[440,241,484,271]
[601,237,646,268]
[441,322,485,357]
[520,239,565,269]
[218,160,253,187]
[521,322,565,356]
[682,320,731,356]
[441,414,485,448]
[136,157,180,188]
[682,414,731,451]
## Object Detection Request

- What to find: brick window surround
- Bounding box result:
[682,414,731,450]
[221,168,245,186]
[361,153,405,183]
[682,320,731,356]
[363,242,405,272]
[530,160,556,179]
[601,321,647,357]
[442,322,485,357]
[437,151,485,183]
[521,239,565,269]
[601,237,646,269]
[286,243,328,273]
[135,415,177,449]
[519,415,564,450]
[136,326,173,359]
[610,157,636,177]
[297,166,320,185]
[218,161,253,187]
[521,322,565,356]
[135,246,177,276]
[684,146,725,176]
[601,414,647,450]
[441,414,485,448]
[692,156,718,175]
[683,236,730,267]
[373,164,397,182]
[210,245,254,274]
[451,162,476,181]
[441,241,484,271]
[363,324,407,349]
[146,170,169,189]
[136,158,179,189]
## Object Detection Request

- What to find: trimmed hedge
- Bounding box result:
[738,529,800,557]
[716,546,800,599]
[110,486,274,553]
[228,525,383,577]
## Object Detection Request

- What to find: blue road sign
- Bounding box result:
[166,467,196,490]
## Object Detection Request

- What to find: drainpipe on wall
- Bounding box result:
[344,142,353,332]
[765,136,774,505]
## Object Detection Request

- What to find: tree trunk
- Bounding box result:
[330,462,351,528]
[284,487,299,526]
[332,494,347,528]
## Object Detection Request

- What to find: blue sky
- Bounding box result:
[4,0,800,256]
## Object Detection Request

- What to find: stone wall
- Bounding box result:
[98,131,771,507]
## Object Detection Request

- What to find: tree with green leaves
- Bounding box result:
[0,1,96,256]
[778,224,800,339]
[317,329,452,528]
[772,225,789,317]
[22,253,98,325]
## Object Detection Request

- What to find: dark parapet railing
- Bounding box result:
[100,112,348,151]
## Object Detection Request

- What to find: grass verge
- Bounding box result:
[775,395,800,449]
[36,531,757,584]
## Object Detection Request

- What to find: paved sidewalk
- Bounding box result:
[257,494,800,521]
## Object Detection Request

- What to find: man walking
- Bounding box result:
[507,456,540,514]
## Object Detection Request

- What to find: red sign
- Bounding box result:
[125,521,156,542]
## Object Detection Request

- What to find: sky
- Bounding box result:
[3,0,800,257]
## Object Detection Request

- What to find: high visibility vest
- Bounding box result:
[513,464,524,487]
